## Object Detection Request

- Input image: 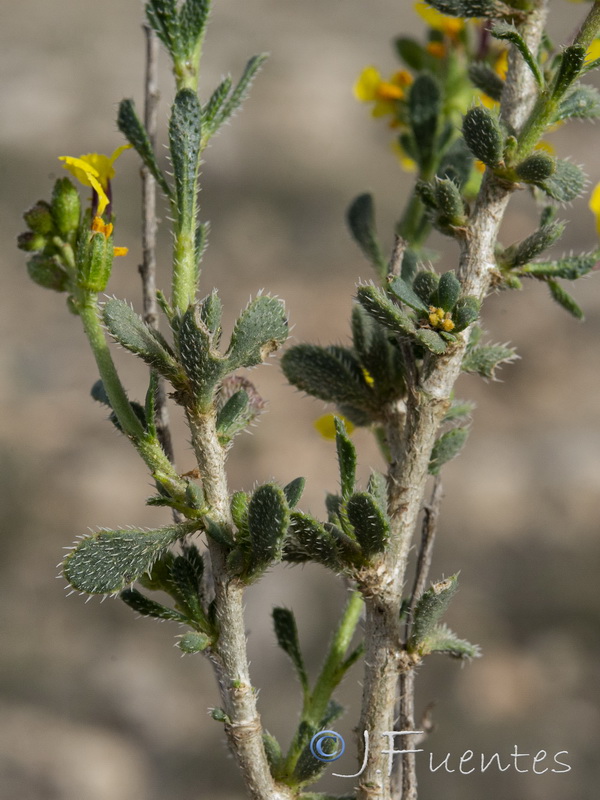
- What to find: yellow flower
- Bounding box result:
[426,42,446,59]
[314,414,356,440]
[354,66,413,118]
[59,144,130,216]
[414,1,464,39]
[588,182,600,235]
[587,38,600,61]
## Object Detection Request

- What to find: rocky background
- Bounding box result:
[1,1,599,798]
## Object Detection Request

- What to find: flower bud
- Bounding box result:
[27,254,70,292]
[23,201,54,235]
[76,229,114,292]
[51,178,81,236]
[17,231,47,252]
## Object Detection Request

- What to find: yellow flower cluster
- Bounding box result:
[428,306,455,332]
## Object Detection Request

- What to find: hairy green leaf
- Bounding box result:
[429,427,469,474]
[346,193,387,277]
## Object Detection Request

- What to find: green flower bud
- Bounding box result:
[51,178,81,236]
[23,201,54,235]
[27,253,70,292]
[515,152,556,183]
[76,226,114,293]
[17,231,47,252]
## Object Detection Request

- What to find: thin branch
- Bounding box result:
[139,25,176,467]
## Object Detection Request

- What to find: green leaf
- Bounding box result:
[452,295,480,332]
[408,74,441,168]
[414,328,447,354]
[284,512,340,569]
[177,631,211,653]
[283,477,305,508]
[421,623,481,660]
[515,152,556,184]
[367,470,388,514]
[395,37,427,70]
[63,521,199,594]
[346,193,387,277]
[547,279,584,320]
[216,390,249,438]
[103,299,184,384]
[26,254,69,292]
[407,574,459,653]
[169,553,205,622]
[437,138,474,189]
[179,0,210,59]
[120,588,189,623]
[491,22,543,88]
[468,62,504,102]
[145,0,181,58]
[356,285,417,336]
[272,607,308,690]
[554,84,600,123]
[346,492,390,558]
[263,732,283,773]
[335,417,356,500]
[436,271,462,312]
[226,295,288,370]
[169,89,202,224]
[538,159,587,203]
[202,76,233,128]
[247,484,290,573]
[552,45,586,99]
[462,343,518,379]
[281,343,372,408]
[443,399,475,421]
[429,427,469,474]
[177,305,224,408]
[462,106,504,167]
[508,221,565,268]
[205,54,268,140]
[433,178,466,227]
[521,251,598,280]
[387,276,430,312]
[413,271,440,304]
[117,99,171,197]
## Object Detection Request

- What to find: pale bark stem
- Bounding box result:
[356,4,549,798]
[186,410,294,800]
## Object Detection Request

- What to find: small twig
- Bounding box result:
[388,235,407,277]
[139,24,176,468]
[405,475,444,640]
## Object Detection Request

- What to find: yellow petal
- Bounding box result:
[587,38,600,62]
[314,414,356,440]
[354,66,382,102]
[88,173,110,216]
[414,1,463,36]
[59,155,101,188]
[494,49,509,80]
[588,182,600,234]
[113,246,129,257]
[109,143,132,164]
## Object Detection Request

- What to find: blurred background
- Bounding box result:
[1,1,599,798]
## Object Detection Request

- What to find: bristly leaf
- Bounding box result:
[452,295,480,332]
[204,54,268,141]
[462,343,518,379]
[356,285,417,336]
[554,84,600,123]
[491,22,543,88]
[120,587,190,623]
[424,0,518,18]
[202,76,233,128]
[407,574,459,653]
[176,305,224,408]
[179,0,211,60]
[247,484,290,574]
[346,193,387,278]
[146,0,182,58]
[414,328,447,354]
[552,45,586,99]
[413,271,440,304]
[515,152,556,184]
[421,623,481,660]
[169,89,202,225]
[547,279,584,320]
[508,221,566,268]
[335,417,356,500]
[408,74,441,168]
[468,62,504,103]
[346,492,390,558]
[436,271,462,312]
[462,106,504,168]
[367,470,388,514]
[387,276,430,312]
[521,251,598,280]
[63,521,199,595]
[538,159,587,204]
[90,379,147,435]
[284,512,341,569]
[281,343,373,409]
[272,607,308,691]
[177,631,211,653]
[117,99,172,198]
[103,299,185,384]
[444,399,475,422]
[226,295,288,371]
[429,427,469,474]
[437,138,474,189]
[283,477,306,508]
